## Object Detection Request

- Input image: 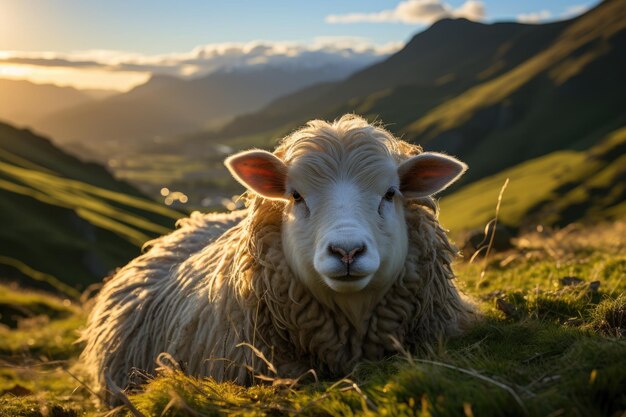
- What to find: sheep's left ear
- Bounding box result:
[398,152,467,198]
[224,150,288,200]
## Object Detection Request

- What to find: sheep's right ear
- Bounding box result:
[224,150,288,200]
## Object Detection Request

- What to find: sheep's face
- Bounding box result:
[225,122,467,301]
[283,169,407,294]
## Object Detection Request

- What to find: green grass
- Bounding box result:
[439,125,626,233]
[0,122,183,291]
[0,284,89,417]
[0,220,624,416]
[439,150,587,232]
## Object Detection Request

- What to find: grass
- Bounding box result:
[0,122,183,291]
[439,125,626,233]
[438,150,586,232]
[0,220,624,416]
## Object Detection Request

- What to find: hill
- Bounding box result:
[0,122,182,295]
[35,63,381,160]
[439,125,626,233]
[183,0,625,186]
[0,79,112,127]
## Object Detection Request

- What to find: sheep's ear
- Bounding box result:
[224,150,288,200]
[398,152,467,198]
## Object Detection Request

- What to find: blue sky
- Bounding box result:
[0,0,600,90]
[1,0,599,52]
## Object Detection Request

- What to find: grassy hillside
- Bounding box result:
[0,123,182,294]
[0,221,623,416]
[439,125,626,233]
[171,0,625,186]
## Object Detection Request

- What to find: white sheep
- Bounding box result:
[80,114,475,404]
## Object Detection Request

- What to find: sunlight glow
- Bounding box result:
[0,63,149,91]
[0,64,34,77]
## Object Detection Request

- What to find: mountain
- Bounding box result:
[34,62,382,160]
[187,0,625,186]
[0,122,182,295]
[0,79,114,127]
[439,124,626,233]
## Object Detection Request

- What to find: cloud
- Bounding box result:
[561,4,592,19]
[325,0,485,25]
[0,57,102,68]
[0,39,401,79]
[517,3,592,25]
[516,10,552,24]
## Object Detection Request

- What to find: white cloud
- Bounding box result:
[325,0,485,25]
[0,39,402,79]
[517,3,593,24]
[561,4,592,19]
[516,10,552,24]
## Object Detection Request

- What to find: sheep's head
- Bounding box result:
[225,116,466,309]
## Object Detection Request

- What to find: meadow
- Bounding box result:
[1,220,624,416]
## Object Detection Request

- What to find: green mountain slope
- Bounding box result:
[405,0,626,181]
[0,122,182,294]
[202,16,568,142]
[182,1,624,184]
[439,125,626,233]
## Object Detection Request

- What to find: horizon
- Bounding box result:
[0,0,599,91]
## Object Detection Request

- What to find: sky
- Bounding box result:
[0,0,599,91]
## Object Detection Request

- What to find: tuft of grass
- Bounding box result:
[0,284,84,361]
[590,295,626,337]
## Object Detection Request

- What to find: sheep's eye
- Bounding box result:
[383,188,396,202]
[292,190,303,203]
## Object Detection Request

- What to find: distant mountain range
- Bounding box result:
[30,61,384,159]
[0,122,181,294]
[184,0,625,186]
[0,79,115,127]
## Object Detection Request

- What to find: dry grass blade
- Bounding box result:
[236,342,278,375]
[298,377,378,414]
[161,389,216,417]
[339,381,379,412]
[105,371,146,417]
[62,367,105,403]
[477,178,510,284]
[389,335,416,366]
[155,351,183,372]
[413,358,529,415]
[469,219,496,264]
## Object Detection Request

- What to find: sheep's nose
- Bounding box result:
[328,244,366,264]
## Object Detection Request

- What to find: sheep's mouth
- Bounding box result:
[321,272,373,293]
[329,274,367,282]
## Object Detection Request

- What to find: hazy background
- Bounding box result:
[0,0,624,293]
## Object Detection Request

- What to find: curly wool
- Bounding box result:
[80,194,471,404]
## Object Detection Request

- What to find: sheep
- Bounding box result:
[80,114,475,404]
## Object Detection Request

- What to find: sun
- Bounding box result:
[0,63,35,78]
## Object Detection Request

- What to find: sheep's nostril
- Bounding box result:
[328,245,346,259]
[352,245,366,257]
[329,244,366,264]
